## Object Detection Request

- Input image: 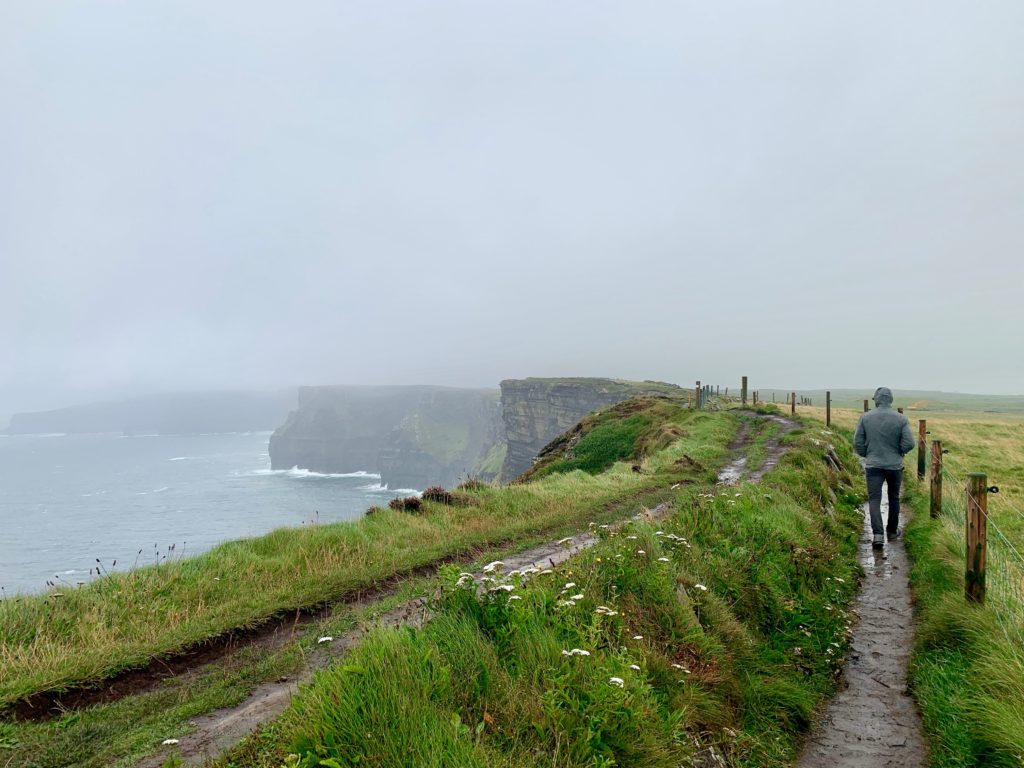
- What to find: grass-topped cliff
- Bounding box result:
[498,378,685,481]
[0,399,866,768]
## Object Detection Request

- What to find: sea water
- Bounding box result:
[0,432,415,595]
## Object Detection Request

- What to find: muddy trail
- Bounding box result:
[796,494,927,768]
[133,410,799,767]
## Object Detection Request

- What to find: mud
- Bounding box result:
[719,411,799,484]
[795,494,927,768]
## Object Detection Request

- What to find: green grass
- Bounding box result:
[216,420,865,768]
[903,480,1024,767]
[0,405,736,710]
[521,398,691,481]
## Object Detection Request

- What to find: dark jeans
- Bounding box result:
[866,467,902,536]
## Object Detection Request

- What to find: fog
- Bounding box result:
[2,1,1023,420]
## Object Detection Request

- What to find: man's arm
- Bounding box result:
[854,417,868,458]
[899,419,916,455]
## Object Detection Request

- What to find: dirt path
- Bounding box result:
[139,410,798,766]
[796,494,928,768]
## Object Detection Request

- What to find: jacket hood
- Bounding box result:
[873,387,894,407]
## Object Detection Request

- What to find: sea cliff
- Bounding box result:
[268,378,684,489]
[497,378,684,480]
[268,386,502,489]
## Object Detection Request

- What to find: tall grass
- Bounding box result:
[253,423,864,768]
[0,409,736,708]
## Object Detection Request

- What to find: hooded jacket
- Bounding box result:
[853,387,917,470]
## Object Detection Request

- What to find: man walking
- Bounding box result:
[854,387,917,549]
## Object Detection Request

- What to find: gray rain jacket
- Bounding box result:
[853,387,916,470]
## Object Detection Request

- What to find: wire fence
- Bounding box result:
[936,458,1024,645]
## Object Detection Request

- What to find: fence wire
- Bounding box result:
[934,462,1024,645]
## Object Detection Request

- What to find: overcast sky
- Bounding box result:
[2,1,1022,418]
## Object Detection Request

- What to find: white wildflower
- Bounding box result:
[632,635,644,640]
[561,648,591,657]
[317,636,333,644]
[693,583,708,592]
[162,738,180,745]
[482,561,504,573]
[608,676,625,688]
[657,557,670,562]
[629,664,641,671]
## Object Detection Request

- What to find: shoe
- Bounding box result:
[872,534,885,550]
[887,530,900,542]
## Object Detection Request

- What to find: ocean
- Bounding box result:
[0,432,416,596]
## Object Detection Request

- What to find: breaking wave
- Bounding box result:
[250,467,382,480]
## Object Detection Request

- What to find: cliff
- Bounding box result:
[267,378,685,490]
[497,378,684,481]
[268,386,502,489]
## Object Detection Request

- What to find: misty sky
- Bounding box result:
[2,2,1023,419]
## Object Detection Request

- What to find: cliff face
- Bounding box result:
[268,378,684,490]
[269,386,502,489]
[498,378,684,481]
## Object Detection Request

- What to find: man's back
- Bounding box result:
[854,389,916,469]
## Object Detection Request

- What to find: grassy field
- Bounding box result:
[210,412,865,768]
[0,401,735,710]
[799,400,1024,767]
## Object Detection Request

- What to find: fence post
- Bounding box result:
[753,391,758,405]
[966,473,988,603]
[695,381,701,410]
[930,440,943,519]
[863,399,869,413]
[898,407,904,414]
[790,392,796,416]
[741,376,748,406]
[918,420,927,481]
[826,391,831,427]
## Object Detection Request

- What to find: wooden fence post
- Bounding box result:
[863,399,869,412]
[930,440,943,519]
[898,407,904,414]
[790,392,796,416]
[741,376,748,406]
[695,381,701,410]
[966,473,988,603]
[918,420,927,481]
[826,391,832,427]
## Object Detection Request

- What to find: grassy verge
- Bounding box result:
[0,404,735,709]
[212,420,864,768]
[903,480,1024,767]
